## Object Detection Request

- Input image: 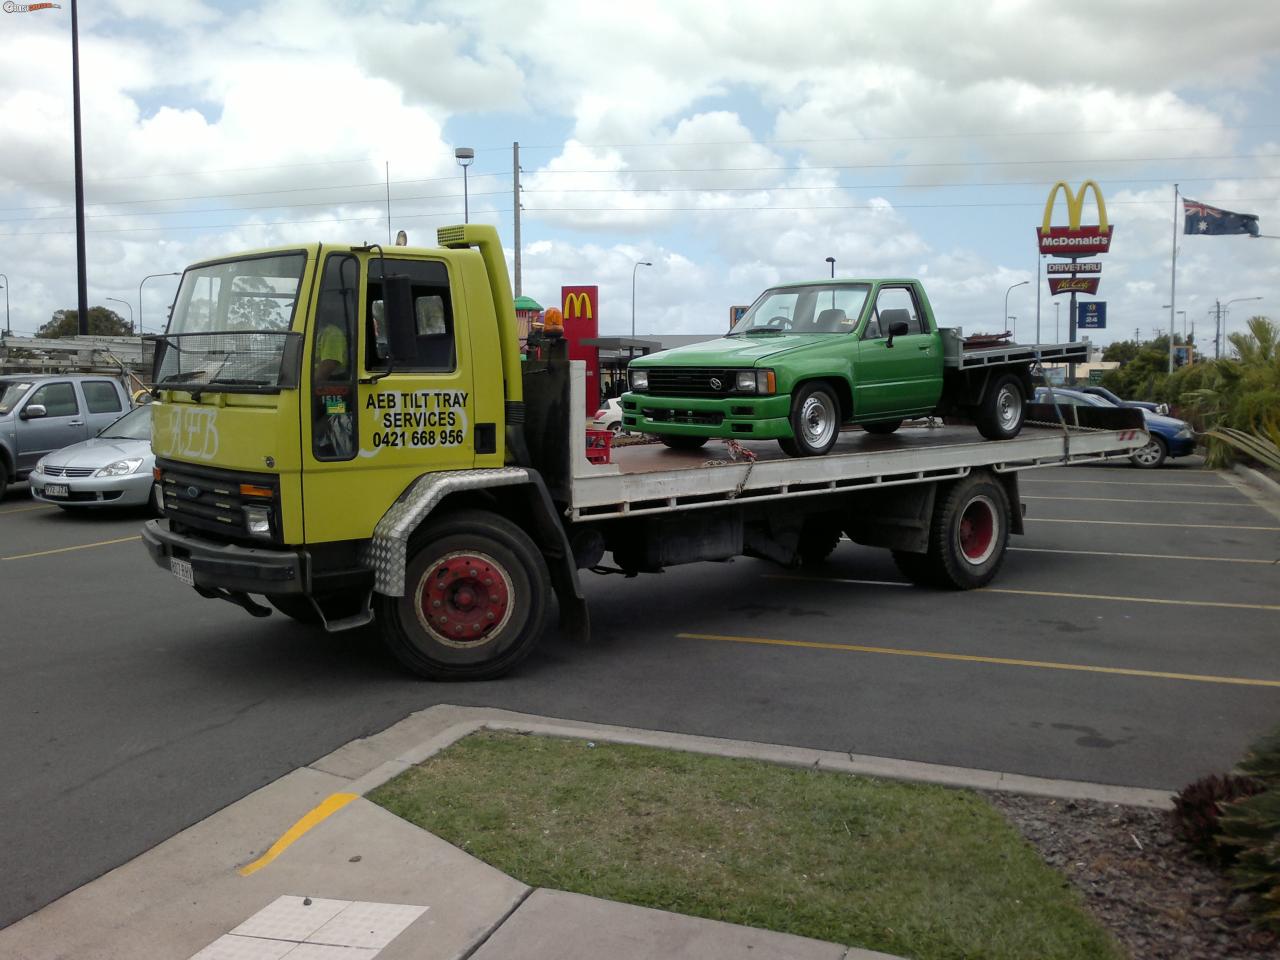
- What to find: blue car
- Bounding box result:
[1079,385,1169,416]
[1033,387,1196,468]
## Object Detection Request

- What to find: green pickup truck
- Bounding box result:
[623,279,1087,456]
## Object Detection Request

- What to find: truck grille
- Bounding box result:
[156,457,279,543]
[644,367,740,397]
[642,407,725,426]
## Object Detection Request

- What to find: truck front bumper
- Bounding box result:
[141,520,307,594]
[621,392,793,440]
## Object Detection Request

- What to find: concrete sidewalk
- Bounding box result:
[1,704,1170,959]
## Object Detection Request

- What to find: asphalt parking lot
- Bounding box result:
[1,456,1278,928]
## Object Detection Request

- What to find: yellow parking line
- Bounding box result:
[678,632,1280,688]
[0,503,57,515]
[2,535,142,561]
[768,574,1280,612]
[239,793,358,877]
[1023,495,1251,507]
[1009,546,1277,565]
[1027,517,1280,531]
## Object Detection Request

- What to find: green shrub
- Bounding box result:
[1218,727,1280,929]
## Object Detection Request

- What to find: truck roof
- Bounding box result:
[771,278,921,289]
[186,241,458,270]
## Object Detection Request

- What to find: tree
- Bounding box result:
[37,307,134,338]
[1102,340,1141,364]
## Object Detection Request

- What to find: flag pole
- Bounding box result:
[1168,183,1178,374]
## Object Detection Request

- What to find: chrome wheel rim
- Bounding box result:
[997,385,1021,431]
[800,393,837,448]
[1134,440,1162,465]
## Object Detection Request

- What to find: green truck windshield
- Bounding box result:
[730,284,870,336]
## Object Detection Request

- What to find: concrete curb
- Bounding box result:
[1225,463,1280,523]
[314,704,1175,810]
[1233,462,1280,500]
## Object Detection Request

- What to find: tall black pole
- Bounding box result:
[71,0,89,334]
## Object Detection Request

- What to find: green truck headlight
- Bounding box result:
[629,369,649,392]
[735,371,757,392]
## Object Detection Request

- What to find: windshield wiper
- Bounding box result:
[205,377,269,385]
[745,326,786,334]
[160,370,206,383]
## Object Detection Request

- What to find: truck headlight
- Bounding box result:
[629,369,649,392]
[95,458,144,477]
[243,504,273,538]
[743,369,777,394]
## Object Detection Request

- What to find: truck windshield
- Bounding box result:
[156,253,306,391]
[729,284,869,336]
[0,381,33,414]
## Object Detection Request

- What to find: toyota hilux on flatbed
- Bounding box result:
[140,224,1146,680]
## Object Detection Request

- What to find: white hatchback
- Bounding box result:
[590,397,626,434]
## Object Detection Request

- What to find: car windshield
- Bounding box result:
[97,404,151,440]
[156,252,307,390]
[0,381,33,414]
[729,284,869,336]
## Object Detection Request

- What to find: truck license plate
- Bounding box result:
[170,558,194,585]
[44,483,69,498]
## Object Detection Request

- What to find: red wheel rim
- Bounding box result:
[417,552,512,647]
[957,496,997,565]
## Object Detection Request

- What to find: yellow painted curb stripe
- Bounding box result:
[1027,517,1280,531]
[2,535,142,561]
[0,504,58,515]
[238,792,358,877]
[770,573,1280,612]
[1022,495,1252,507]
[678,633,1280,688]
[1009,546,1278,565]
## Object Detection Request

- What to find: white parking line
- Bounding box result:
[1022,495,1253,507]
[1027,518,1280,531]
[1021,477,1230,489]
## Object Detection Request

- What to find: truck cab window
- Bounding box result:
[365,259,455,372]
[28,382,78,417]
[866,287,924,338]
[311,253,359,461]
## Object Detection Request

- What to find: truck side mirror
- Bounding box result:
[20,404,47,420]
[381,275,418,363]
[885,319,910,348]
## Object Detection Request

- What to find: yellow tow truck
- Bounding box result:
[143,225,1147,680]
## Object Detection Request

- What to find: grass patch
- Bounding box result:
[370,732,1122,960]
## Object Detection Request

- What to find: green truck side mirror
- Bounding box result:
[885,319,910,348]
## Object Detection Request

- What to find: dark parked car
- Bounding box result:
[1033,387,1195,468]
[1079,384,1169,416]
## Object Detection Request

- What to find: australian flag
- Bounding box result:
[1184,198,1260,236]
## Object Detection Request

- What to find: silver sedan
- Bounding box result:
[29,404,157,510]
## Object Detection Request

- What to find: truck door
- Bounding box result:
[301,252,475,545]
[853,285,943,419]
[16,380,90,469]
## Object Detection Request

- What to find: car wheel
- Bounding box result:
[974,374,1025,440]
[862,419,903,435]
[660,435,708,451]
[608,422,622,436]
[1131,436,1167,469]
[786,382,841,456]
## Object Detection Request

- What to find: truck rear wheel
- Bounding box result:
[862,419,903,435]
[974,374,1025,440]
[378,509,550,681]
[784,382,841,456]
[891,473,1011,589]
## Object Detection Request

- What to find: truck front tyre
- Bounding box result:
[974,374,1025,440]
[660,435,708,451]
[783,382,841,456]
[892,474,1011,589]
[378,509,550,681]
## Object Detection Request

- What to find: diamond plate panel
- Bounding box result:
[360,468,529,597]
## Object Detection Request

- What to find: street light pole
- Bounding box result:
[1004,280,1029,340]
[825,256,835,278]
[71,0,89,335]
[1054,302,1060,342]
[1222,296,1264,356]
[139,272,181,333]
[0,273,9,336]
[105,297,133,333]
[454,147,475,223]
[631,260,653,343]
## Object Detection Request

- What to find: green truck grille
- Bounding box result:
[645,367,739,397]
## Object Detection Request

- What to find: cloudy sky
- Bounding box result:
[1,0,1278,351]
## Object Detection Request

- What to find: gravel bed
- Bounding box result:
[989,793,1277,959]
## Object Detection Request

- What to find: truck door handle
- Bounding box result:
[917,345,931,351]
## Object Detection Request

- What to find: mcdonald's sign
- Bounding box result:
[1048,276,1100,295]
[560,285,600,418]
[1037,180,1113,256]
[561,286,597,323]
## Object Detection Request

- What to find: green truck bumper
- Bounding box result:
[620,392,793,440]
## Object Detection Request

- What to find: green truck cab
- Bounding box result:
[623,279,1074,456]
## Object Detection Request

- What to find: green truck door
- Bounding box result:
[852,285,943,419]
